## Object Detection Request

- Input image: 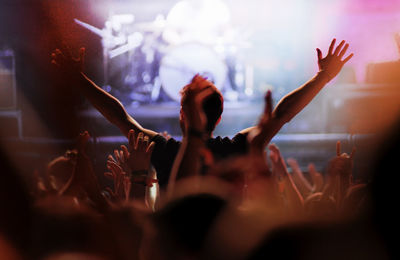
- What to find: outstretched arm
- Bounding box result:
[51,47,158,138]
[241,39,353,144]
[79,73,157,138]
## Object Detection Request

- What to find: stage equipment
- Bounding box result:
[365,61,400,84]
[75,0,251,104]
[0,49,16,109]
[0,49,22,138]
[323,83,400,134]
[159,43,227,101]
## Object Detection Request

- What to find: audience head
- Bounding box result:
[143,192,227,260]
[0,235,22,260]
[31,197,118,260]
[180,75,223,134]
[369,118,400,259]
[0,149,32,255]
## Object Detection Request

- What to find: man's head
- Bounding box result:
[179,75,223,134]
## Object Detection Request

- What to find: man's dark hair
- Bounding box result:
[202,91,223,132]
[181,85,224,133]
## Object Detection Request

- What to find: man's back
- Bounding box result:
[151,133,248,186]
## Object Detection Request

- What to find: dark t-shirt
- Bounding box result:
[150,133,248,187]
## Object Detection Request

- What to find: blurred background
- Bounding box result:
[1,0,400,182]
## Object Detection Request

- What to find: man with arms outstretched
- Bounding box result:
[51,39,353,187]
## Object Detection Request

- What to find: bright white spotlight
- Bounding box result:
[163,0,231,45]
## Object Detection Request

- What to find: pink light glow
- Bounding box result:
[314,0,400,82]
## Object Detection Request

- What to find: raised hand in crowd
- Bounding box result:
[316,39,354,81]
[108,148,130,175]
[308,163,324,193]
[180,75,215,134]
[59,131,108,211]
[168,76,215,195]
[324,141,356,207]
[269,144,304,213]
[248,91,273,157]
[45,149,78,195]
[51,45,85,80]
[106,130,157,202]
[125,130,156,179]
[52,45,158,139]
[286,158,313,198]
[262,39,354,141]
[104,159,131,203]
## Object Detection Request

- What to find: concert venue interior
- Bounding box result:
[1,0,399,179]
[0,0,400,259]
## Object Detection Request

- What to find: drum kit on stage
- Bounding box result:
[76,0,252,104]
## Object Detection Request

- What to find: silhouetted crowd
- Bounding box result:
[1,38,399,260]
